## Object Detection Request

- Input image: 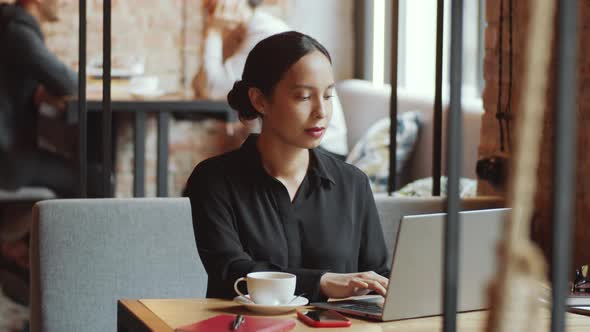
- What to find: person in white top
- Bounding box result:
[193,0,348,158]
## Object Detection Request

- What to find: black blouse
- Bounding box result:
[185,135,389,301]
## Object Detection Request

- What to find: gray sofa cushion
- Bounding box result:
[30,198,207,332]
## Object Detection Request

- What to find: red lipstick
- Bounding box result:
[305,127,325,138]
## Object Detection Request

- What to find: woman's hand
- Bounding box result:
[201,0,248,60]
[206,0,250,33]
[319,271,389,299]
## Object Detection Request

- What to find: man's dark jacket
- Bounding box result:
[0,3,76,151]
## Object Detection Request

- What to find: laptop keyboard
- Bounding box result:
[339,301,383,314]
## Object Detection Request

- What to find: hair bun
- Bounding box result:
[227,80,260,120]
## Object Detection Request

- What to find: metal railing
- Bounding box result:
[551,1,578,331]
[387,0,399,194]
[76,0,233,198]
[386,1,577,332]
[77,0,87,198]
[443,1,464,330]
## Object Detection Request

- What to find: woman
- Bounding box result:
[185,31,389,302]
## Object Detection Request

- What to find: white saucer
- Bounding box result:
[233,295,309,315]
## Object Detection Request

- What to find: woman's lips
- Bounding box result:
[305,127,325,138]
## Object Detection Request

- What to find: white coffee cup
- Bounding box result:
[129,75,159,92]
[233,272,296,305]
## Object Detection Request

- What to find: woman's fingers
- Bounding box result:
[349,278,368,289]
[362,271,389,289]
[349,277,386,296]
[320,272,390,299]
[213,0,242,24]
[213,0,232,24]
[363,278,387,296]
[348,278,371,296]
[357,272,388,288]
[351,272,389,296]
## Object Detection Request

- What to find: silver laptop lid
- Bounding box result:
[381,208,509,321]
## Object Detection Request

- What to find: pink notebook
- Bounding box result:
[175,314,296,332]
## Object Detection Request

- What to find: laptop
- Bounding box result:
[311,208,509,321]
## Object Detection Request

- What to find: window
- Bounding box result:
[359,0,484,100]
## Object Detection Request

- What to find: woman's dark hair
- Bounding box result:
[248,0,263,8]
[227,31,332,120]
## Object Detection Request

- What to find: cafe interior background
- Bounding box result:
[24,0,359,198]
[11,0,482,199]
[1,0,590,330]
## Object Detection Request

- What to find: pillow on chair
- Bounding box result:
[346,112,422,193]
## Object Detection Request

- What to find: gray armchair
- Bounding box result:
[30,198,207,332]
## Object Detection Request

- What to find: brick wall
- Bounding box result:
[2,0,354,197]
[41,0,251,197]
[479,0,590,269]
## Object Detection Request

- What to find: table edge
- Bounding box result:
[118,299,174,332]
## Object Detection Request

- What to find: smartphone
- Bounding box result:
[296,309,352,328]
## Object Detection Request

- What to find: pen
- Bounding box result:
[231,314,245,330]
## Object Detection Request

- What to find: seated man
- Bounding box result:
[192,0,349,159]
[0,0,78,197]
[0,0,78,306]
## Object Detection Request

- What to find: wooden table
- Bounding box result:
[65,92,234,124]
[63,86,235,197]
[117,298,590,332]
